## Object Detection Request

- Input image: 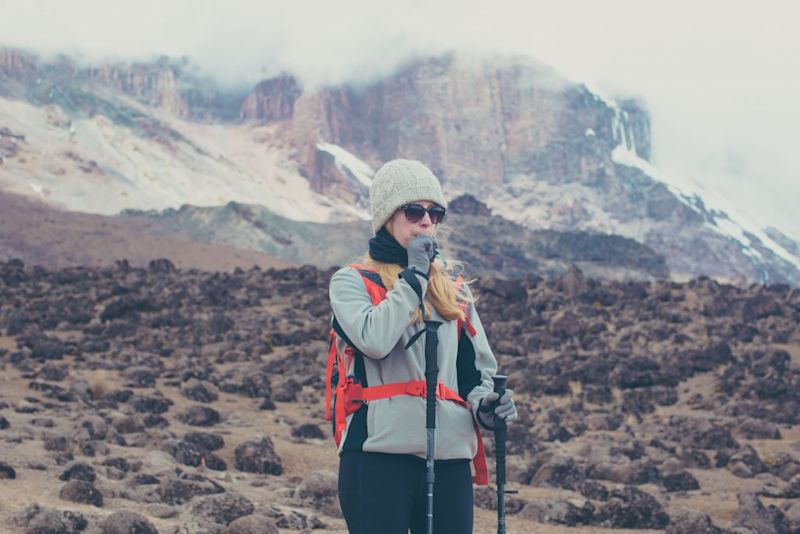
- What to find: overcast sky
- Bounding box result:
[2,0,799,238]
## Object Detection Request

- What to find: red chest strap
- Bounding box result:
[339,378,488,486]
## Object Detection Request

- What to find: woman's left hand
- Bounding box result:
[478,389,518,426]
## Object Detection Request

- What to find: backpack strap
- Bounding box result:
[342,378,488,485]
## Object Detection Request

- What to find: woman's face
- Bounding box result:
[386,200,441,248]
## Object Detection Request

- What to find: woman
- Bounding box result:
[328,159,517,534]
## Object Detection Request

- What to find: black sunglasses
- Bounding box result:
[400,203,447,224]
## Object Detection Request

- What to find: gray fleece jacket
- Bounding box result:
[329,266,497,461]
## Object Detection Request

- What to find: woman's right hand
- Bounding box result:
[407,235,437,275]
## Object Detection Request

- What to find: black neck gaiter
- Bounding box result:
[368,227,408,266]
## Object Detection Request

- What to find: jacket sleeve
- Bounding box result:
[461,284,498,417]
[329,267,428,359]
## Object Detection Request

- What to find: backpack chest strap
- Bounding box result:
[341,379,488,485]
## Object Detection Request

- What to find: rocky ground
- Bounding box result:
[0,258,799,533]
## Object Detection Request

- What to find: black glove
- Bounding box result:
[407,235,437,276]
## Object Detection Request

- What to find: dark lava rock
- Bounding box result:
[0,461,16,479]
[28,336,65,360]
[235,436,283,475]
[665,510,724,534]
[737,417,782,440]
[661,470,700,492]
[781,475,800,498]
[0,416,9,429]
[189,492,255,525]
[576,480,609,501]
[732,492,791,534]
[518,497,594,526]
[291,423,325,440]
[184,432,224,451]
[43,435,71,452]
[593,486,669,529]
[131,393,173,414]
[226,514,279,534]
[258,398,277,410]
[273,509,325,530]
[295,470,342,518]
[178,405,221,427]
[727,445,766,478]
[171,440,226,471]
[15,504,88,534]
[59,479,104,507]
[78,416,109,441]
[99,510,158,534]
[37,363,68,381]
[102,457,130,473]
[59,462,97,483]
[181,379,219,403]
[473,485,526,514]
[113,415,145,434]
[123,366,158,388]
[240,373,271,398]
[272,378,301,402]
[159,473,224,505]
[524,452,585,490]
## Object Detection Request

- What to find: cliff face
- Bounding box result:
[280,55,646,192]
[1,47,798,285]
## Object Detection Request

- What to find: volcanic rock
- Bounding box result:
[14,504,88,534]
[235,436,282,475]
[158,473,225,505]
[59,479,104,507]
[732,492,791,534]
[178,405,221,427]
[0,461,16,479]
[518,497,594,526]
[592,486,669,529]
[226,514,280,534]
[665,510,724,534]
[59,462,97,483]
[99,510,159,534]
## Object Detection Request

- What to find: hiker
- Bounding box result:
[327,159,517,534]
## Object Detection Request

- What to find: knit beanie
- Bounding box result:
[369,159,447,234]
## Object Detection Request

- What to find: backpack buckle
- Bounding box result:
[405,381,426,397]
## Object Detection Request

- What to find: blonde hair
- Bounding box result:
[360,251,473,324]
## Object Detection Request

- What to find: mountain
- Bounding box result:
[1,47,798,284]
[119,194,669,280]
[0,190,290,271]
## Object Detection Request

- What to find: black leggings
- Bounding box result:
[338,451,473,534]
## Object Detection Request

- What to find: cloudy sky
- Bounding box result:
[2,0,799,238]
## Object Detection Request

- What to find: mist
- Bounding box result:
[2,0,798,238]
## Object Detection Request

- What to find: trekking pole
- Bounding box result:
[424,318,442,534]
[494,374,510,534]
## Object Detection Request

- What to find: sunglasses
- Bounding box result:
[400,203,447,224]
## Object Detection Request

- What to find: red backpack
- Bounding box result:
[325,265,488,485]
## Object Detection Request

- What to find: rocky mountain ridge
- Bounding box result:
[1,46,799,285]
[119,194,668,280]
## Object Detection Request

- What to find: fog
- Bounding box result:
[2,0,798,238]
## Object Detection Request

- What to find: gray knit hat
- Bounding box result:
[369,159,447,234]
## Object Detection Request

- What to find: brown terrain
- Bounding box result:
[0,257,799,533]
[0,191,291,272]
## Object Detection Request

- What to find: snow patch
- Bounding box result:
[29,182,44,198]
[316,142,374,188]
[612,145,800,271]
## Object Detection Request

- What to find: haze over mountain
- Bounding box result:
[1,46,798,285]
